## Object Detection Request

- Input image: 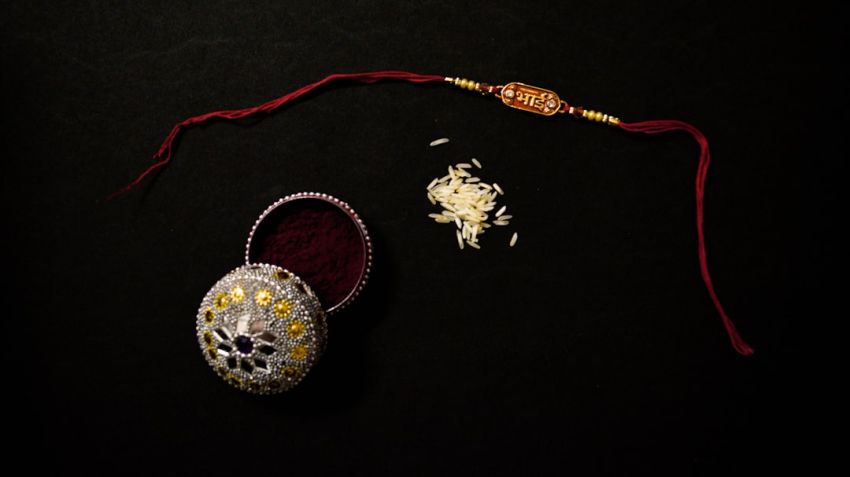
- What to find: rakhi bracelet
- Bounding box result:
[114,70,753,394]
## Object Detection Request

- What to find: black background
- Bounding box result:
[5,1,836,474]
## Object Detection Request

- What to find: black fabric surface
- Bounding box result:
[5,1,835,474]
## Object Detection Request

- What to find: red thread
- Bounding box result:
[618,120,754,356]
[112,69,753,355]
[108,70,445,199]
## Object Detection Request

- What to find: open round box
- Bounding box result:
[196,193,372,394]
[245,192,372,314]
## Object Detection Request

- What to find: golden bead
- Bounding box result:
[596,111,604,121]
[459,79,469,89]
[583,109,591,118]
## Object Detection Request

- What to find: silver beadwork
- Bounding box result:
[196,264,327,394]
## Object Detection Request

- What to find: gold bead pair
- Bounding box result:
[448,76,480,92]
[581,109,619,126]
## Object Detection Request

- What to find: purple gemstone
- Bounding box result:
[235,335,254,354]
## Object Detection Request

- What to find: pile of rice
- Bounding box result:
[426,138,517,250]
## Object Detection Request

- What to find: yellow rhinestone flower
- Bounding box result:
[287,320,305,337]
[230,286,246,303]
[254,289,273,306]
[204,308,215,324]
[290,344,308,361]
[273,299,293,318]
[281,365,299,379]
[214,293,230,310]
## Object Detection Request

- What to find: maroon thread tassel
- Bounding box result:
[618,120,754,356]
[108,70,445,200]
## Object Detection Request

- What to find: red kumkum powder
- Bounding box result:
[248,198,366,310]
